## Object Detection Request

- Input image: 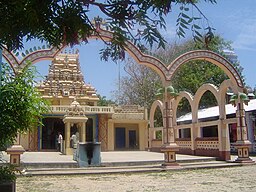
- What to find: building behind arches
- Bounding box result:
[149,97,256,155]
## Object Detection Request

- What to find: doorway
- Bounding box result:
[86,118,94,142]
[129,130,137,149]
[115,127,126,149]
[41,118,65,150]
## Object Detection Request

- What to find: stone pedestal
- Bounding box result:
[161,143,179,166]
[234,140,254,163]
[6,145,25,166]
[77,142,101,167]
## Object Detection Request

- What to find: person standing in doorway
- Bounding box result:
[57,132,63,152]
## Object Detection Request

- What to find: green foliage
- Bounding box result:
[0,164,17,183]
[97,95,116,106]
[0,63,49,149]
[171,60,228,95]
[154,107,163,128]
[155,130,162,140]
[0,0,216,62]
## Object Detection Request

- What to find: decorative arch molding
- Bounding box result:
[2,46,62,72]
[168,50,244,88]
[172,91,193,125]
[2,30,244,90]
[219,79,240,96]
[177,84,219,121]
[173,81,240,122]
[175,91,193,108]
[2,29,168,83]
[218,79,239,119]
[193,83,220,110]
[149,100,163,128]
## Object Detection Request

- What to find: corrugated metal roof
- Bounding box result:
[177,99,256,122]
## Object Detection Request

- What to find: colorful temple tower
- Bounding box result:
[19,51,148,154]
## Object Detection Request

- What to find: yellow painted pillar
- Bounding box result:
[144,122,149,150]
[65,122,72,155]
[140,121,149,150]
[148,128,153,149]
[107,121,114,151]
[81,122,86,142]
[139,122,145,150]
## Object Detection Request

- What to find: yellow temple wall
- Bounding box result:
[107,119,148,151]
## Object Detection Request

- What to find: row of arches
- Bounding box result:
[149,79,248,160]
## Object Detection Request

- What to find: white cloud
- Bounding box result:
[233,21,256,51]
[159,24,177,41]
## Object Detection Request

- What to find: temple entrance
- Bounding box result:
[41,118,65,150]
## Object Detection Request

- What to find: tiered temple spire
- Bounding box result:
[37,51,99,106]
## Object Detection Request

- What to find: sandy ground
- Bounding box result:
[16,165,256,192]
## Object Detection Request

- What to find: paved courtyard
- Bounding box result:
[16,165,256,192]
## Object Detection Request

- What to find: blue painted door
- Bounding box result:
[129,130,137,149]
[115,128,126,149]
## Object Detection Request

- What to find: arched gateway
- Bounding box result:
[2,27,251,163]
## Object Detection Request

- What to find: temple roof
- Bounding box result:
[36,51,99,105]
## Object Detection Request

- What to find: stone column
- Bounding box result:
[218,119,231,160]
[138,122,146,150]
[161,97,179,167]
[65,122,72,155]
[190,123,197,155]
[81,122,86,142]
[107,120,114,151]
[148,128,152,149]
[234,102,253,163]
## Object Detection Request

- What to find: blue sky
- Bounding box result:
[201,0,256,89]
[6,0,256,99]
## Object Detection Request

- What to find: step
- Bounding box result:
[20,156,216,169]
[21,162,78,169]
[21,161,243,176]
[180,160,243,169]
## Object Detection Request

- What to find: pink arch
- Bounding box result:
[2,30,244,89]
[168,50,244,88]
[149,100,164,128]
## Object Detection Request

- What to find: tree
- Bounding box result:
[97,95,115,106]
[0,63,49,149]
[113,58,162,109]
[0,0,216,61]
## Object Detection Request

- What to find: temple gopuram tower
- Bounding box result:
[37,50,99,106]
